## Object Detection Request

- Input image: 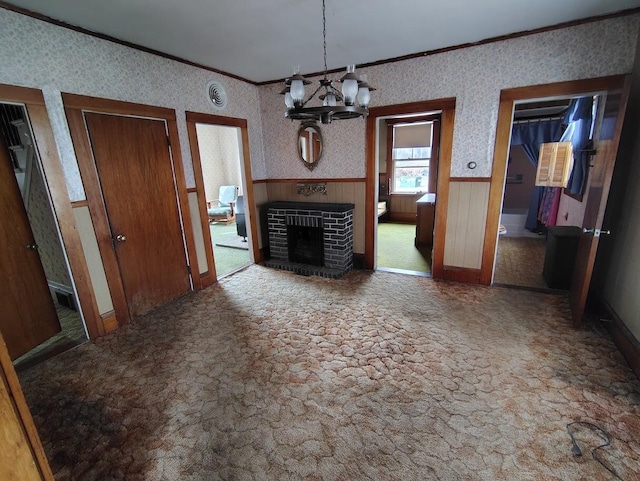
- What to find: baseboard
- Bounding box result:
[599,298,640,380]
[198,271,216,288]
[442,266,482,284]
[100,310,118,334]
[47,280,73,294]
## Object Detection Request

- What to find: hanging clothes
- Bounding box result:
[510,119,564,231]
[538,187,562,227]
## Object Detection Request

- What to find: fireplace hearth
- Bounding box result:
[265,201,354,278]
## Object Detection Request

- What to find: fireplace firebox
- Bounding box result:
[287,225,324,266]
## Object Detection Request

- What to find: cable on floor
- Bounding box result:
[566,421,624,481]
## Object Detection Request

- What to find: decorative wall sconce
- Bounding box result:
[297,183,328,196]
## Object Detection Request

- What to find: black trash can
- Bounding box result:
[543,226,581,289]
[236,195,247,240]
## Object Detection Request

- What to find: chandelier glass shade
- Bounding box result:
[282,0,375,124]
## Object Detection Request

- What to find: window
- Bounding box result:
[392,146,431,193]
[391,122,434,193]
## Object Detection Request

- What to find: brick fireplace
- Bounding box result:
[265,202,354,278]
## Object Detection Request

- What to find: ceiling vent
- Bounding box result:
[206,80,228,111]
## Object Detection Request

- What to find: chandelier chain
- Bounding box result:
[283,0,373,124]
[322,0,328,77]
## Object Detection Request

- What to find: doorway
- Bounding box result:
[0,102,87,369]
[365,98,456,276]
[194,123,250,278]
[375,114,441,275]
[485,75,629,327]
[65,94,196,324]
[84,113,190,316]
[493,97,582,290]
[186,111,259,284]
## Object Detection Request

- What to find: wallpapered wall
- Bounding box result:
[25,162,72,288]
[0,8,267,202]
[2,8,637,191]
[196,124,243,202]
[602,30,640,342]
[259,14,640,180]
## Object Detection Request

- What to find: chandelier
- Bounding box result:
[281,0,375,124]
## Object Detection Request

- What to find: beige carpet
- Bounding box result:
[494,236,548,289]
[18,266,640,480]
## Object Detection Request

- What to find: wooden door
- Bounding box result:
[0,330,55,480]
[84,113,189,317]
[570,80,630,327]
[0,369,44,481]
[0,137,60,360]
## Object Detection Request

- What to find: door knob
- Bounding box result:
[583,228,594,234]
[115,234,127,242]
[26,243,38,250]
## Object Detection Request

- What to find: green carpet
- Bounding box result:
[377,222,431,273]
[210,222,250,277]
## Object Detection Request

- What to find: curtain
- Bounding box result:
[510,119,564,231]
[562,97,594,195]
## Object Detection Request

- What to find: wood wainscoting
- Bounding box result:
[437,178,491,283]
[388,193,420,223]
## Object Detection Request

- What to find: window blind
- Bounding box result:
[393,123,432,148]
[535,142,573,187]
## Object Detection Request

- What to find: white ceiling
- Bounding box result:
[5,0,640,83]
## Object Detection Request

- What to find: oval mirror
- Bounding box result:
[297,122,323,171]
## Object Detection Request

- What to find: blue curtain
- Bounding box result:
[562,97,593,194]
[510,119,564,230]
